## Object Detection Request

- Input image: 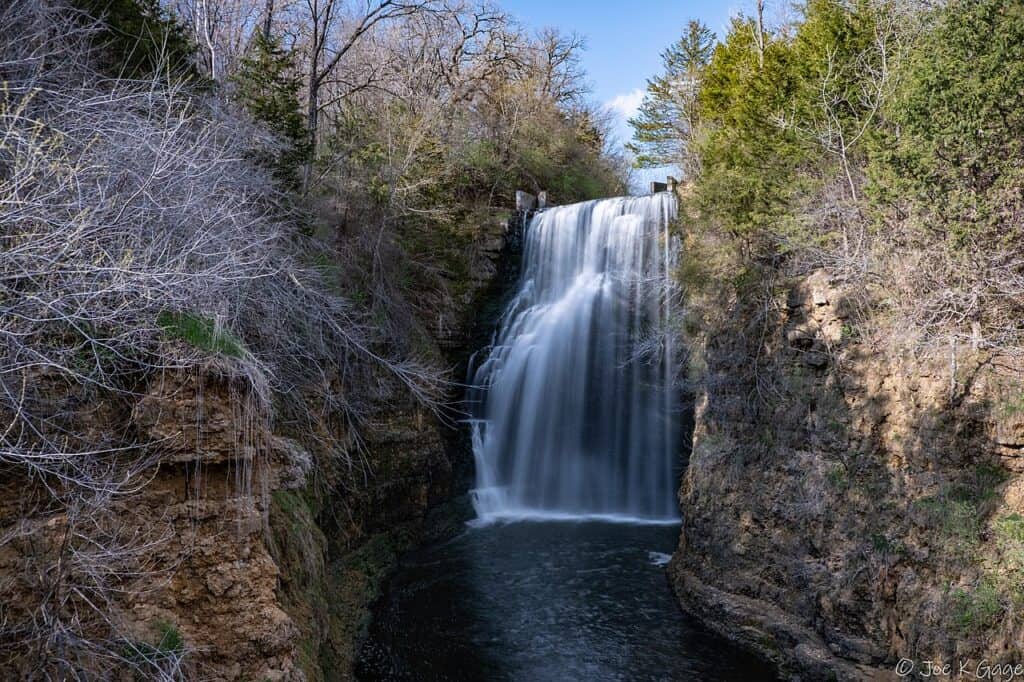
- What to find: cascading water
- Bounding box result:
[358,189,774,679]
[468,192,680,523]
[360,192,778,681]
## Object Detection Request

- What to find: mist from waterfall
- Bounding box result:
[468,192,680,524]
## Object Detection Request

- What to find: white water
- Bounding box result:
[468,193,680,524]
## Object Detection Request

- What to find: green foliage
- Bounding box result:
[304,23,626,363]
[153,621,183,654]
[825,463,848,491]
[157,311,246,358]
[318,81,624,350]
[870,531,908,558]
[691,1,883,253]
[995,513,1024,544]
[913,495,976,552]
[991,513,1024,605]
[914,463,1008,554]
[667,0,1024,356]
[72,0,199,80]
[124,620,185,673]
[231,32,310,189]
[959,463,1009,504]
[945,500,983,549]
[493,106,625,205]
[951,580,1002,636]
[790,0,881,130]
[627,20,715,169]
[691,16,805,247]
[869,0,1024,248]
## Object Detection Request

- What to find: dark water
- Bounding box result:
[356,520,777,681]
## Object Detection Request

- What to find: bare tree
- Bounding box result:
[170,0,266,79]
[300,0,438,191]
[1,0,446,675]
[533,28,586,105]
[263,0,276,37]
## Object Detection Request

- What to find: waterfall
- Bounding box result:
[469,192,680,524]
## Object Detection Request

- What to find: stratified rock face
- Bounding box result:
[118,369,450,682]
[671,269,1024,680]
[122,372,312,682]
[0,216,517,681]
[0,368,310,682]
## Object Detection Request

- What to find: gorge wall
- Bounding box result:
[0,214,519,681]
[268,213,521,682]
[670,270,1024,680]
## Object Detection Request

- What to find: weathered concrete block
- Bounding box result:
[515,190,536,212]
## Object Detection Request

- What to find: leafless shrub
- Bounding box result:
[0,0,444,675]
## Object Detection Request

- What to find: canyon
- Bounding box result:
[6,189,1023,681]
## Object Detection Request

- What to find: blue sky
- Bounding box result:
[501,0,741,149]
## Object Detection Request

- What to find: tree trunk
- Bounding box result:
[262,0,274,38]
[304,74,318,193]
[755,0,765,68]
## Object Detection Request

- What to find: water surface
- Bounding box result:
[357,520,777,681]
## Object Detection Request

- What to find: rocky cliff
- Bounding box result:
[671,270,1024,680]
[0,214,519,681]
[278,213,522,682]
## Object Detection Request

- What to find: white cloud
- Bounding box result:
[602,87,645,153]
[601,88,683,195]
[605,88,645,122]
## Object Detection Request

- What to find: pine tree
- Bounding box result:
[627,20,715,170]
[231,32,310,190]
[73,0,199,80]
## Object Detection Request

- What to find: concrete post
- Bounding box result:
[516,190,537,213]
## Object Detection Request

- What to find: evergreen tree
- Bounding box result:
[231,32,310,190]
[73,0,199,80]
[627,20,715,169]
[869,0,1024,245]
[690,0,885,249]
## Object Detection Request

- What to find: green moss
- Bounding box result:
[321,523,418,679]
[1001,392,1024,417]
[124,620,185,676]
[273,488,309,518]
[951,580,1002,635]
[995,513,1024,544]
[157,311,246,358]
[826,463,848,492]
[268,488,328,681]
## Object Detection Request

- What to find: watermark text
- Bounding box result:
[896,658,1024,680]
